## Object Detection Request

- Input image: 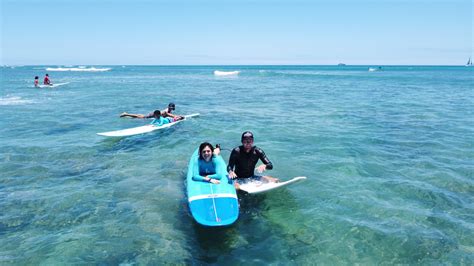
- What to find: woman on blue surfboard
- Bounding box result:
[227,131,280,190]
[187,143,238,226]
[192,142,222,184]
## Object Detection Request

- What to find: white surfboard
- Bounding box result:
[97,113,199,137]
[238,176,307,194]
[37,82,70,88]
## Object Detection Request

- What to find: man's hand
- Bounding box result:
[228,170,237,179]
[256,164,266,173]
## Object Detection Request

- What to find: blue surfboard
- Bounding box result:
[186,149,239,226]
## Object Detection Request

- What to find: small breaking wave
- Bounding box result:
[45,66,111,72]
[368,67,383,72]
[214,70,240,76]
[259,70,327,76]
[0,96,35,106]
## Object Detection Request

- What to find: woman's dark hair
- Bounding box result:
[198,142,214,160]
[35,76,39,79]
[153,110,161,117]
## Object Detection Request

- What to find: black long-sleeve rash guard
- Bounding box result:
[227,146,273,179]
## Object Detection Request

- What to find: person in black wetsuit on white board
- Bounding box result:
[227,131,279,190]
[120,102,182,120]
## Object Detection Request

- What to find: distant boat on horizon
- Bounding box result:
[337,63,346,66]
[466,57,473,67]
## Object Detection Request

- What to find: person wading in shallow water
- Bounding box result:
[43,74,52,85]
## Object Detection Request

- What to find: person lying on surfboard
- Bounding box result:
[120,102,183,120]
[227,131,279,190]
[192,142,222,185]
[150,110,184,126]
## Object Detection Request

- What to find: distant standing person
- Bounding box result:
[120,102,182,120]
[43,74,51,85]
[34,76,39,87]
[227,131,279,190]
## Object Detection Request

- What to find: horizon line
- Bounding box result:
[1,64,471,67]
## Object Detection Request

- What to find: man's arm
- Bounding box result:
[227,148,238,178]
[163,111,184,120]
[165,111,178,118]
[256,147,273,171]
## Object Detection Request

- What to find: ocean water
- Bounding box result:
[0,65,473,264]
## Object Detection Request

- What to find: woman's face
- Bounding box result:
[201,146,213,162]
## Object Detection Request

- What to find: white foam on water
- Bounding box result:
[0,96,35,106]
[368,67,382,72]
[258,69,363,76]
[45,67,111,72]
[214,70,240,76]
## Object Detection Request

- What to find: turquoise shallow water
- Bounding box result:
[0,65,473,264]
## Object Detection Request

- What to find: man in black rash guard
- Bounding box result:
[120,102,182,120]
[227,131,279,190]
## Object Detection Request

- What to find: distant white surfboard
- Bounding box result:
[214,70,240,76]
[37,82,70,88]
[97,113,199,137]
[238,176,307,194]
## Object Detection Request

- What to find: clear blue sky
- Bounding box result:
[1,0,472,65]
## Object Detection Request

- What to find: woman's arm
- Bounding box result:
[192,160,207,182]
[208,157,222,180]
[227,148,238,178]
